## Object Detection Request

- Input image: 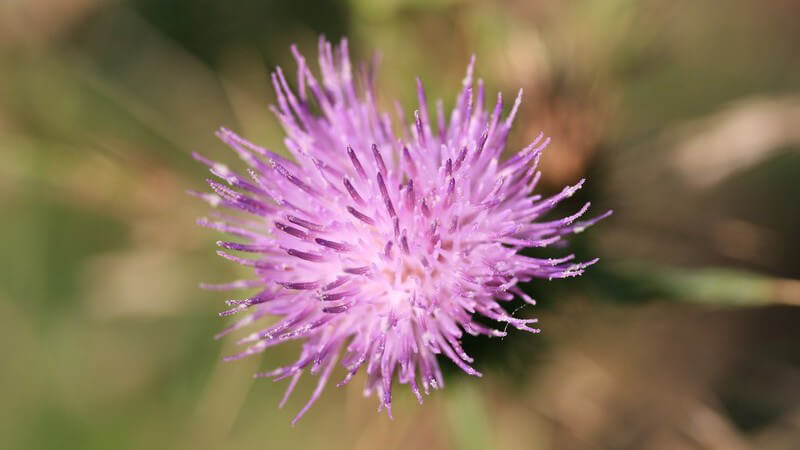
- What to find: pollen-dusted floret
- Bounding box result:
[190,37,610,424]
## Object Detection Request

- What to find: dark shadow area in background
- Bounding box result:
[132,0,349,67]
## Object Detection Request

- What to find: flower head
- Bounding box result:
[191,37,609,424]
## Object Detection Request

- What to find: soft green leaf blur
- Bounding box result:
[2,0,800,449]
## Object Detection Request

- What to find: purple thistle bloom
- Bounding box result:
[191,37,610,424]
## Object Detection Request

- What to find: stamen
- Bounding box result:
[343,177,365,205]
[346,145,368,180]
[372,144,387,176]
[347,206,376,225]
[286,248,325,262]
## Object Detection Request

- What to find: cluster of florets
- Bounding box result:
[191,37,609,424]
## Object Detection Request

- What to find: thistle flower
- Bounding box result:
[191,37,609,424]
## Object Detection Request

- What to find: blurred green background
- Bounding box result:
[2,1,800,449]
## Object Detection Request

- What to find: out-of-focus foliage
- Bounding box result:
[1,0,799,449]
